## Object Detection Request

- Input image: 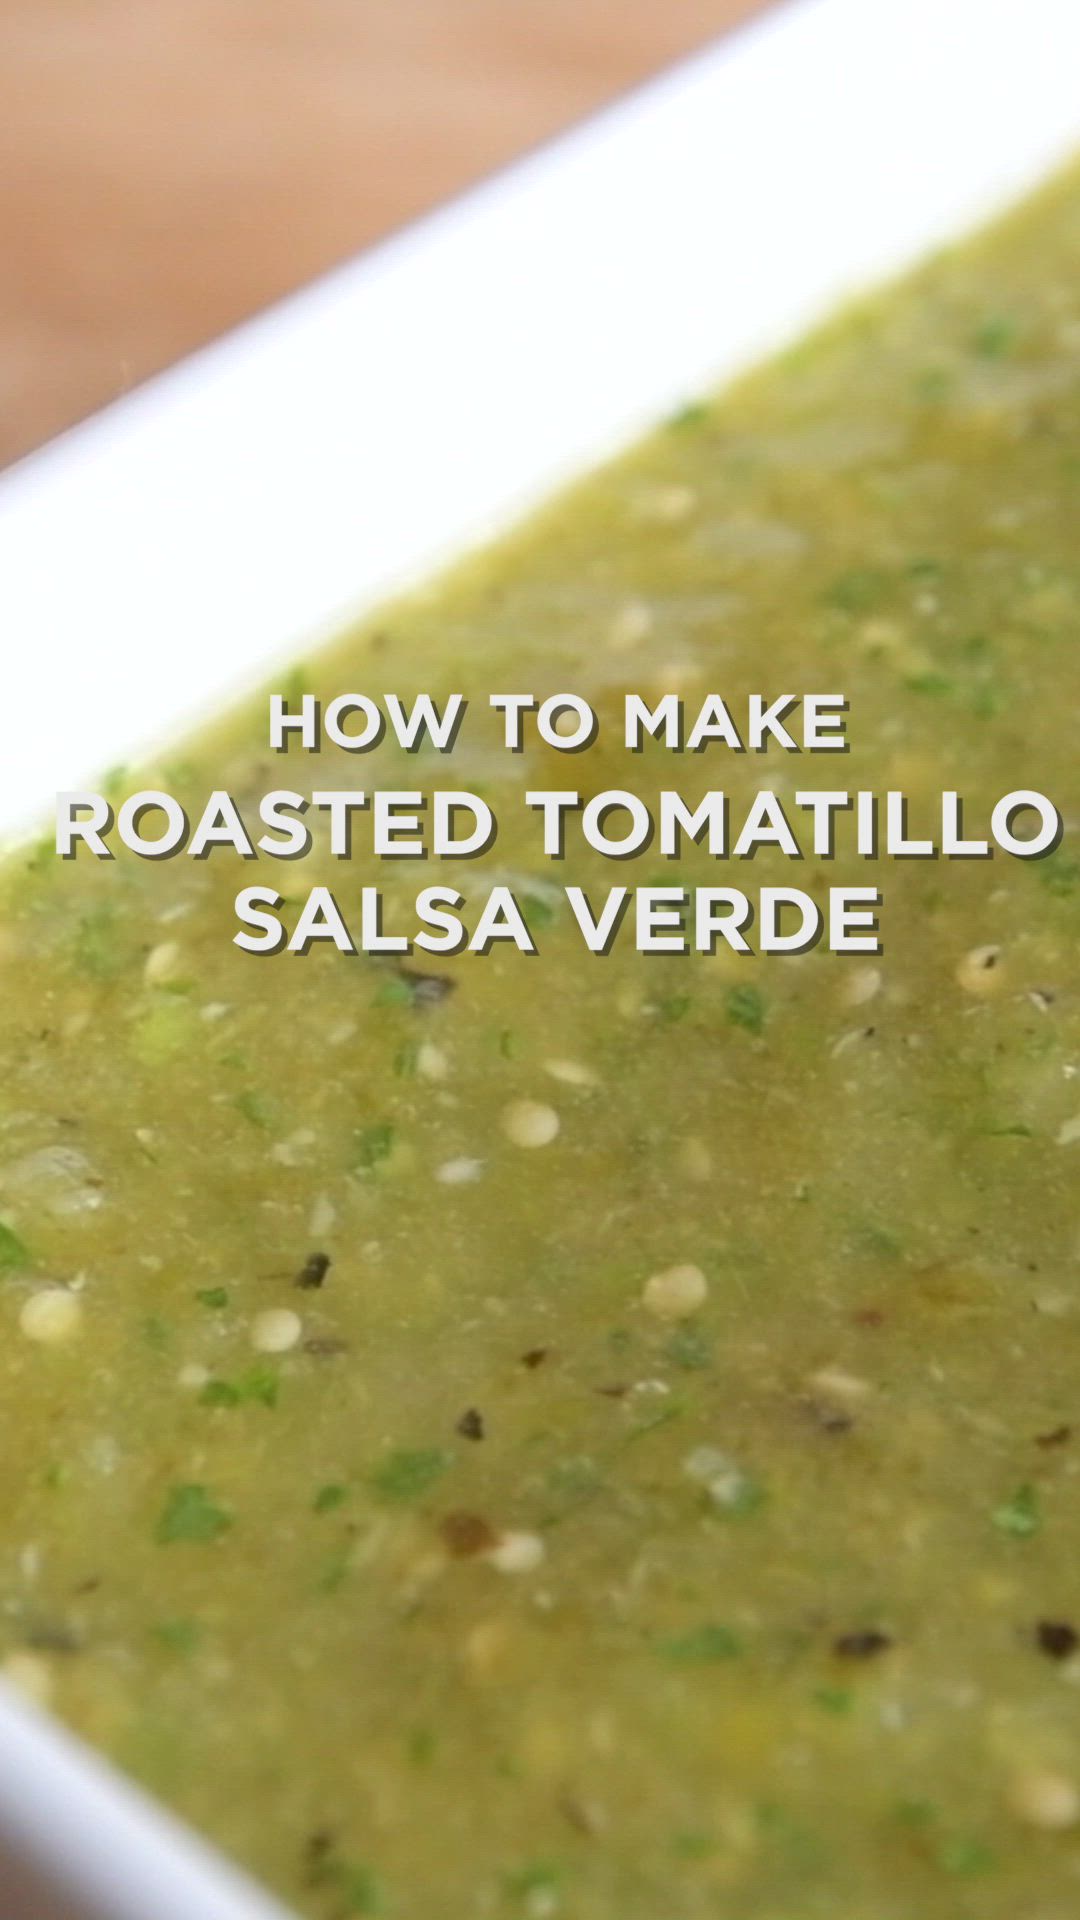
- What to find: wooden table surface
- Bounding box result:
[0,0,768,469]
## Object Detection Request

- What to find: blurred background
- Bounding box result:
[0,0,766,468]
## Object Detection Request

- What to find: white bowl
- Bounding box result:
[0,0,1077,1912]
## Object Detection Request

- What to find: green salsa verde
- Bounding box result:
[4,161,1080,1919]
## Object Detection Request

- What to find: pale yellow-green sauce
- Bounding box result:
[3,162,1080,1919]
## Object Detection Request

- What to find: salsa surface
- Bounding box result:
[4,165,1080,1920]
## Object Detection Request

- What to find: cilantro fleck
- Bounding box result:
[813,1685,855,1715]
[142,1314,171,1351]
[317,1547,351,1594]
[234,1089,273,1130]
[1037,849,1080,897]
[522,894,557,931]
[152,1617,202,1654]
[72,904,121,979]
[371,1447,451,1503]
[313,1483,347,1514]
[937,1836,996,1876]
[337,1864,385,1914]
[199,1380,240,1409]
[503,1862,561,1902]
[393,1040,418,1078]
[155,1484,232,1545]
[904,671,954,696]
[725,982,765,1035]
[664,1326,712,1370]
[199,1363,279,1410]
[992,1483,1040,1538]
[656,1623,742,1663]
[825,567,888,614]
[373,975,414,1009]
[667,400,710,430]
[0,1222,30,1272]
[972,313,1016,358]
[195,1287,229,1310]
[353,1123,395,1171]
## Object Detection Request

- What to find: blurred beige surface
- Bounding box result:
[0,0,768,468]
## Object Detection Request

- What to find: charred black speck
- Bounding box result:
[833,1629,893,1660]
[398,967,456,1008]
[456,1408,485,1441]
[296,1252,331,1290]
[804,1399,854,1435]
[1036,1619,1078,1661]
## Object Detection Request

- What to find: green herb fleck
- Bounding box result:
[72,905,120,979]
[725,983,765,1035]
[313,1483,347,1514]
[195,1286,229,1310]
[0,1222,30,1271]
[317,1547,352,1594]
[234,1089,273,1130]
[812,1685,855,1716]
[143,1314,171,1352]
[371,1447,450,1504]
[904,671,954,697]
[373,975,414,1009]
[155,1484,232,1546]
[972,313,1016,358]
[825,567,888,614]
[354,1122,395,1171]
[667,400,710,430]
[970,681,1005,719]
[664,1326,712,1371]
[152,1618,202,1654]
[523,894,557,931]
[503,1862,561,1902]
[992,1483,1040,1538]
[937,1836,996,1876]
[199,1363,279,1410]
[656,1623,743,1663]
[337,1864,385,1915]
[670,1829,715,1859]
[1037,849,1080,897]
[199,1380,240,1409]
